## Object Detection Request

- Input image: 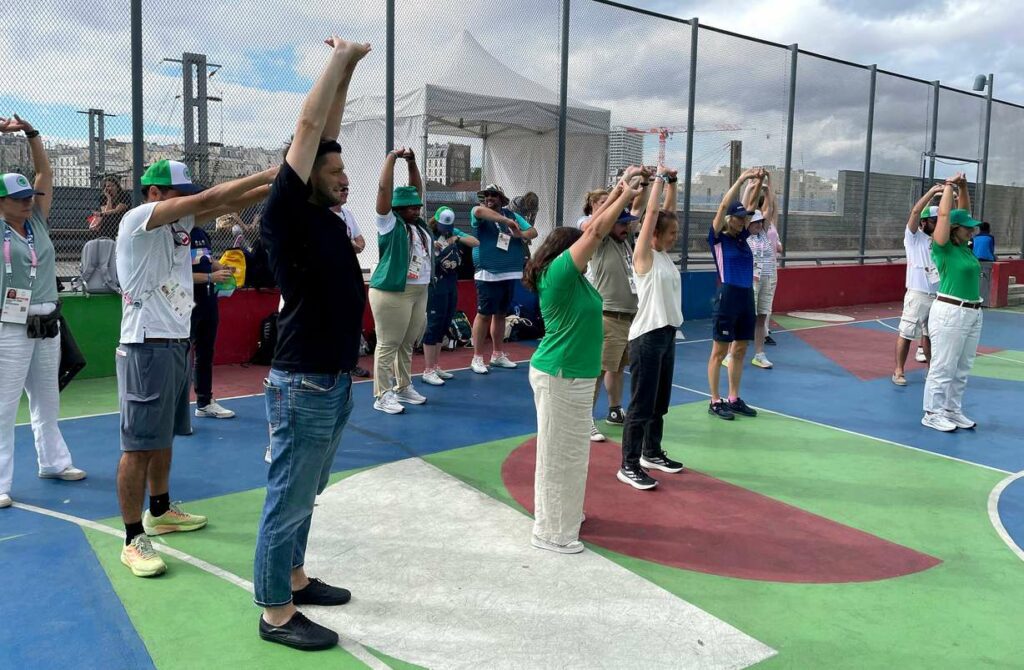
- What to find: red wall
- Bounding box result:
[772,263,907,312]
[990,260,1024,307]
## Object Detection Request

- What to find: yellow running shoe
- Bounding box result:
[121,534,167,577]
[143,502,208,536]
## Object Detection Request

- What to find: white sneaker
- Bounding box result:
[373,390,405,414]
[195,401,236,419]
[531,534,584,554]
[0,493,11,508]
[39,466,87,481]
[943,411,977,429]
[435,368,454,380]
[590,420,606,442]
[490,353,518,369]
[751,353,773,369]
[264,446,272,464]
[921,413,957,432]
[471,356,489,374]
[915,347,927,363]
[422,369,445,386]
[395,385,427,405]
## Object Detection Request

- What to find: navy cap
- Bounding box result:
[615,209,638,224]
[726,201,752,218]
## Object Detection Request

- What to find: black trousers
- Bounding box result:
[190,290,219,408]
[621,325,676,468]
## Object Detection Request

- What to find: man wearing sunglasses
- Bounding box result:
[114,158,276,579]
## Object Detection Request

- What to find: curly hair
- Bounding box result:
[582,189,608,216]
[522,227,582,292]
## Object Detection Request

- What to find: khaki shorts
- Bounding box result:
[601,313,634,372]
[753,274,778,316]
[899,289,934,340]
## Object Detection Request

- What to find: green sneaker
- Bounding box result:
[143,502,208,536]
[121,534,167,577]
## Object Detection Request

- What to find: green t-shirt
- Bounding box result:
[530,249,603,379]
[931,238,981,302]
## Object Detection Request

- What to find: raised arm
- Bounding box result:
[662,167,678,213]
[955,172,970,211]
[743,170,764,213]
[404,149,423,200]
[376,148,404,216]
[570,179,638,272]
[287,38,370,181]
[321,44,362,142]
[633,174,665,275]
[907,183,944,234]
[148,167,277,230]
[933,178,957,247]
[0,115,53,219]
[762,180,778,226]
[196,184,272,226]
[713,168,760,233]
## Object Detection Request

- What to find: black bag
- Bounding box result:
[447,311,472,348]
[251,312,279,365]
[245,238,277,289]
[58,317,86,391]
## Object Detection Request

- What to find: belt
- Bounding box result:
[144,337,190,344]
[602,310,635,321]
[936,296,981,309]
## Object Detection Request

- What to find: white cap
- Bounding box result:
[750,209,765,223]
[436,207,456,227]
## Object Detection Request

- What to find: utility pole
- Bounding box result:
[77,108,117,185]
[728,140,743,185]
[163,53,222,184]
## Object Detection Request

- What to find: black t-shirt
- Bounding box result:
[190,227,214,300]
[261,161,365,374]
[97,190,132,238]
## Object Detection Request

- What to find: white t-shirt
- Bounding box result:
[575,215,590,229]
[116,202,196,343]
[629,249,684,341]
[335,206,362,239]
[904,227,939,294]
[376,211,431,286]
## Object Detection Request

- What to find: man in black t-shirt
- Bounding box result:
[189,226,236,418]
[252,36,371,652]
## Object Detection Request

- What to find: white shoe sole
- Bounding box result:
[471,365,489,375]
[0,497,12,509]
[751,360,773,369]
[421,377,445,386]
[639,457,684,473]
[396,396,427,405]
[195,410,236,419]
[531,535,584,554]
[944,417,976,429]
[590,432,606,442]
[616,469,658,490]
[38,470,87,481]
[921,417,956,432]
[491,362,518,369]
[374,402,405,415]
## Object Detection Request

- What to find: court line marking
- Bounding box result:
[9,501,390,669]
[663,380,1012,476]
[874,318,1024,366]
[986,471,1024,563]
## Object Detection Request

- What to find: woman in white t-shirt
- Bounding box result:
[574,189,609,228]
[368,147,434,415]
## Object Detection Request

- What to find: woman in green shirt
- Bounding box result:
[521,168,641,554]
[922,172,983,433]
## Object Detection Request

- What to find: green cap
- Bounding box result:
[392,185,423,208]
[0,173,42,199]
[433,206,456,226]
[949,209,980,229]
[140,159,201,195]
[919,206,938,220]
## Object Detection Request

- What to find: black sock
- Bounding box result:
[150,492,170,518]
[125,521,145,545]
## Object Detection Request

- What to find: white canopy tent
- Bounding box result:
[340,30,611,269]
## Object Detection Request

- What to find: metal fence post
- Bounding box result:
[680,17,698,271]
[927,81,939,184]
[131,0,143,205]
[780,44,798,266]
[554,0,571,228]
[385,0,395,153]
[859,64,876,264]
[979,73,993,221]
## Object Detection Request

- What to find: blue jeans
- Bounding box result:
[253,368,353,607]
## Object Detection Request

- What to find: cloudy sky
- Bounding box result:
[1,0,1021,185]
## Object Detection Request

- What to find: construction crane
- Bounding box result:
[623,124,744,165]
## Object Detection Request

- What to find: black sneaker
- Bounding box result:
[292,578,351,606]
[259,611,339,651]
[728,397,758,417]
[606,406,625,425]
[709,400,735,420]
[352,366,371,378]
[765,335,777,346]
[640,452,684,473]
[616,466,658,490]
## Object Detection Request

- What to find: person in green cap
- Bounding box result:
[369,146,433,414]
[422,205,478,386]
[922,171,983,433]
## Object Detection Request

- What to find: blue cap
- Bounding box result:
[726,201,752,218]
[615,209,638,224]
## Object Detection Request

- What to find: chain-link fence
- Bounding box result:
[2,0,1023,279]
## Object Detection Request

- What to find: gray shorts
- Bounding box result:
[116,341,192,451]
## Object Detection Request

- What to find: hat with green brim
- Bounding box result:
[392,185,423,208]
[920,205,938,220]
[140,159,202,195]
[949,209,980,229]
[0,173,44,199]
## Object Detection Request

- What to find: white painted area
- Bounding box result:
[987,471,1024,563]
[786,311,855,322]
[303,458,776,670]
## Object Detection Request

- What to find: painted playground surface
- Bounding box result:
[2,302,1023,669]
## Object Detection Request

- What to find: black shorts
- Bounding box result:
[475,279,516,316]
[712,284,756,343]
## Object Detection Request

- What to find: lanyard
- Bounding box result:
[3,220,37,286]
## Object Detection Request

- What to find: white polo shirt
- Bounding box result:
[116,202,195,343]
[904,228,939,295]
[335,205,362,239]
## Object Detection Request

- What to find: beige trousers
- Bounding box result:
[529,365,593,546]
[369,285,428,398]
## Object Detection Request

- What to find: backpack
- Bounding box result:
[505,307,544,342]
[251,312,279,365]
[79,238,120,294]
[447,311,472,349]
[245,238,277,289]
[219,248,247,287]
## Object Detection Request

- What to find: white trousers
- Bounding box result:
[0,322,73,495]
[922,300,983,415]
[529,365,593,546]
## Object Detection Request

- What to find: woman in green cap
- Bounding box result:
[422,205,478,386]
[922,172,982,433]
[369,147,433,414]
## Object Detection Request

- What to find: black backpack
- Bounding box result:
[251,312,279,365]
